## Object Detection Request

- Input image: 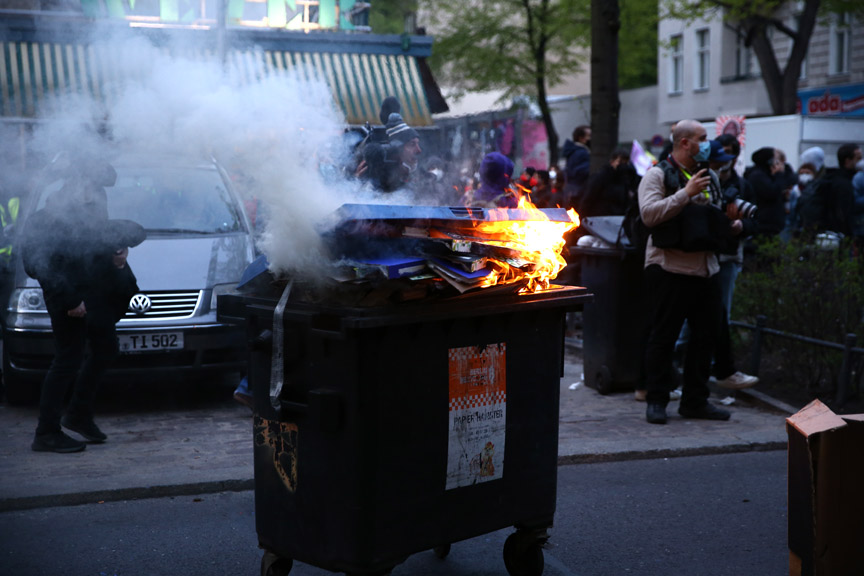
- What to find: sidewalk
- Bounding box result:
[0,347,795,512]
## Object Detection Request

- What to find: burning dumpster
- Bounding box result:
[219,201,590,576]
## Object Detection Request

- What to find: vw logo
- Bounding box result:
[129,294,152,314]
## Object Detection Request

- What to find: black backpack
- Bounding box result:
[623,161,722,254]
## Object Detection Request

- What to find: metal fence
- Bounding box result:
[731,315,864,407]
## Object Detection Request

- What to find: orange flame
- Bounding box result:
[476,196,579,293]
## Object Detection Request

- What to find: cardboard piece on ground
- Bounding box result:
[786,399,864,576]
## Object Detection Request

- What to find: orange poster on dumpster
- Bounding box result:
[446,343,507,490]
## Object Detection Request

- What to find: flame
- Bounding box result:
[475,195,579,293]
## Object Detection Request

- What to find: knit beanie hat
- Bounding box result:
[385,113,419,147]
[799,147,826,172]
[479,152,514,190]
[751,147,775,169]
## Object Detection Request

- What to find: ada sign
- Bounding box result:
[798,84,864,117]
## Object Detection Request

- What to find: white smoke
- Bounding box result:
[26,25,388,277]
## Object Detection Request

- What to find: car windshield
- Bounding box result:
[36,164,244,234]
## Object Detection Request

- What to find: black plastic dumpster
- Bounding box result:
[574,217,647,395]
[220,283,590,576]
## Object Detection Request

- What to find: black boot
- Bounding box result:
[646,403,667,424]
[61,414,108,443]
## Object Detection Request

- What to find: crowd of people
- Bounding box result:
[347,101,863,426]
[633,122,861,425]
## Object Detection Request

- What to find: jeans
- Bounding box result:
[675,260,742,379]
[36,307,118,435]
[643,265,723,409]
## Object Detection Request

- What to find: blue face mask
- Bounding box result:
[692,140,711,162]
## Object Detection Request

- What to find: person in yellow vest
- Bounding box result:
[0,194,19,263]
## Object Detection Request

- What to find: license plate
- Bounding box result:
[118,332,184,353]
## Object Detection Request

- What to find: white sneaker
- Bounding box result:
[669,387,682,401]
[713,371,759,390]
[634,389,647,402]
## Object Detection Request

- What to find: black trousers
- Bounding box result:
[36,307,118,435]
[643,265,723,409]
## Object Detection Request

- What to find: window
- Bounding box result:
[829,13,851,75]
[695,29,710,90]
[669,34,683,94]
[734,33,751,77]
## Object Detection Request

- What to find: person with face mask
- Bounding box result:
[745,146,787,237]
[786,163,818,235]
[637,120,745,424]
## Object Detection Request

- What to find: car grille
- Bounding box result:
[123,291,202,320]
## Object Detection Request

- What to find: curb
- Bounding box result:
[0,479,255,513]
[557,440,787,466]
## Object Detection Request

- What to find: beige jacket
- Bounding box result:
[637,166,719,278]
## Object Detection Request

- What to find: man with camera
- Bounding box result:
[638,120,747,425]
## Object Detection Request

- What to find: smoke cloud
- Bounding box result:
[23,24,410,278]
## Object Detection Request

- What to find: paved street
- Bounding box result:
[0,451,787,576]
[0,348,793,511]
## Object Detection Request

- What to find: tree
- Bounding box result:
[370,0,418,34]
[662,0,864,116]
[422,0,591,166]
[619,0,658,90]
[590,0,620,172]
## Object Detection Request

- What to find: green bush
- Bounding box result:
[733,236,864,392]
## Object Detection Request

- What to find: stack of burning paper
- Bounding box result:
[320,201,579,296]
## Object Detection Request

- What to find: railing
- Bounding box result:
[731,315,863,407]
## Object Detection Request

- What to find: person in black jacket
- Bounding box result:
[21,163,144,453]
[580,148,638,217]
[561,125,591,211]
[746,147,787,237]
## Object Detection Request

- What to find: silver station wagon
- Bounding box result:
[2,154,256,404]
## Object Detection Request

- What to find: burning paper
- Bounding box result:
[321,196,579,295]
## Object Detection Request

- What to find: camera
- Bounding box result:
[721,186,757,219]
[732,198,757,219]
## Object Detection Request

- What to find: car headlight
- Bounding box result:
[210,283,237,311]
[9,288,47,313]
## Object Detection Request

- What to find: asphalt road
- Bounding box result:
[0,450,787,576]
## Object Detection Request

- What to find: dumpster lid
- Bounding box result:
[579,216,631,248]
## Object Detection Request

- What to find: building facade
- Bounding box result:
[657,5,864,125]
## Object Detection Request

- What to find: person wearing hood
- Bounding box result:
[21,160,144,453]
[746,147,787,237]
[470,152,518,209]
[561,125,591,211]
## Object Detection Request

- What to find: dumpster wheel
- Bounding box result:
[261,551,293,576]
[503,530,545,576]
[593,365,614,395]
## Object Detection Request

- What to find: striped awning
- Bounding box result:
[0,40,433,126]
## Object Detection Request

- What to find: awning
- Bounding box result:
[0,40,434,126]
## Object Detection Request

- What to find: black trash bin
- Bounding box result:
[220,284,590,576]
[574,216,647,395]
